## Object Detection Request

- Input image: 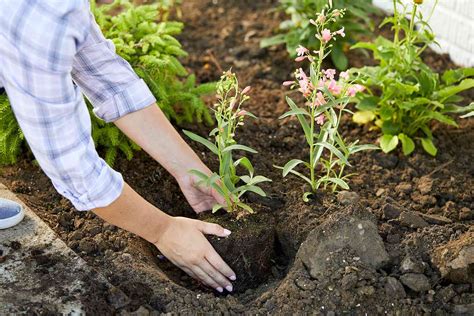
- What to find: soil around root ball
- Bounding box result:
[199,206,278,292]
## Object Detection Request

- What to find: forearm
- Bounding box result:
[93,182,171,244]
[115,104,206,179]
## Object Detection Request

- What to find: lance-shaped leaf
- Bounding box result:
[183,130,218,155]
[286,96,313,144]
[282,159,306,177]
[222,144,258,154]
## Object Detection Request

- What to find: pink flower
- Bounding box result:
[336,27,345,37]
[347,86,357,97]
[315,115,325,125]
[295,56,307,62]
[347,84,365,97]
[313,92,326,107]
[321,29,332,43]
[354,84,365,92]
[340,71,349,80]
[296,45,308,57]
[328,80,342,95]
[242,86,251,94]
[283,80,294,86]
[323,69,336,80]
[297,68,313,97]
[237,110,248,117]
[229,98,237,109]
[333,10,341,17]
[317,15,326,24]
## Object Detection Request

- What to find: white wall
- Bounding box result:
[373,0,474,67]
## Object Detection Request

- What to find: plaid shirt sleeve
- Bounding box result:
[0,1,155,211]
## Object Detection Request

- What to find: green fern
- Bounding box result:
[0,94,25,165]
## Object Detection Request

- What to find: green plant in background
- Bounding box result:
[92,0,215,126]
[0,94,24,165]
[261,0,380,70]
[184,71,271,214]
[277,7,377,201]
[349,0,474,156]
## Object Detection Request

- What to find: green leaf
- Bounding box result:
[235,202,254,214]
[222,144,258,154]
[461,111,474,118]
[279,108,311,119]
[351,144,379,154]
[260,34,287,48]
[438,79,474,101]
[379,135,399,153]
[317,141,350,166]
[421,138,438,156]
[286,96,312,144]
[443,102,474,114]
[303,192,312,203]
[398,133,415,156]
[212,204,224,213]
[356,96,379,111]
[353,111,375,124]
[234,157,254,177]
[331,44,348,70]
[282,159,306,177]
[326,177,350,190]
[183,130,218,155]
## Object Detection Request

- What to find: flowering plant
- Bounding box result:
[184,71,271,214]
[261,0,380,70]
[350,0,474,156]
[278,8,377,201]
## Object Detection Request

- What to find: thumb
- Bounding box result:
[199,221,232,238]
[210,186,226,207]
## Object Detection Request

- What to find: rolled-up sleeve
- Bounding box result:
[72,13,156,122]
[0,0,138,211]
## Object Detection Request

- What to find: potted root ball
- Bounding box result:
[183,71,275,292]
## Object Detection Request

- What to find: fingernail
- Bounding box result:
[225,285,233,292]
[229,275,237,281]
[223,229,231,236]
[216,287,223,293]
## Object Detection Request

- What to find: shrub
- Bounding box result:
[349,0,474,156]
[278,7,377,201]
[261,0,380,70]
[184,71,271,215]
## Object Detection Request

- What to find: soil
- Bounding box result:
[1,0,473,314]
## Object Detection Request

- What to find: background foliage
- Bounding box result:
[350,1,474,156]
[261,0,380,70]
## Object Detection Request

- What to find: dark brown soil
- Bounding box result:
[1,0,473,314]
[202,209,279,292]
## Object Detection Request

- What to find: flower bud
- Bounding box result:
[242,86,251,95]
[414,0,423,4]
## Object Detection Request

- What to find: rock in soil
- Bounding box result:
[399,273,431,292]
[107,287,131,309]
[298,204,389,279]
[382,203,403,220]
[399,211,429,229]
[400,255,425,274]
[417,176,433,195]
[384,277,406,299]
[432,231,474,284]
[459,207,474,221]
[337,191,360,206]
[200,209,276,292]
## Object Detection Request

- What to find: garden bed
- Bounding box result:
[1,0,473,314]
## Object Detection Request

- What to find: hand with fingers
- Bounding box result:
[154,217,236,293]
[177,166,226,214]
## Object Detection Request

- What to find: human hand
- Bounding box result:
[176,166,226,213]
[154,217,236,292]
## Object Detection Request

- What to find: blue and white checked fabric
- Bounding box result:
[0,0,156,211]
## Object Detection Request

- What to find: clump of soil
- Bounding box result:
[1,0,473,314]
[201,208,278,292]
